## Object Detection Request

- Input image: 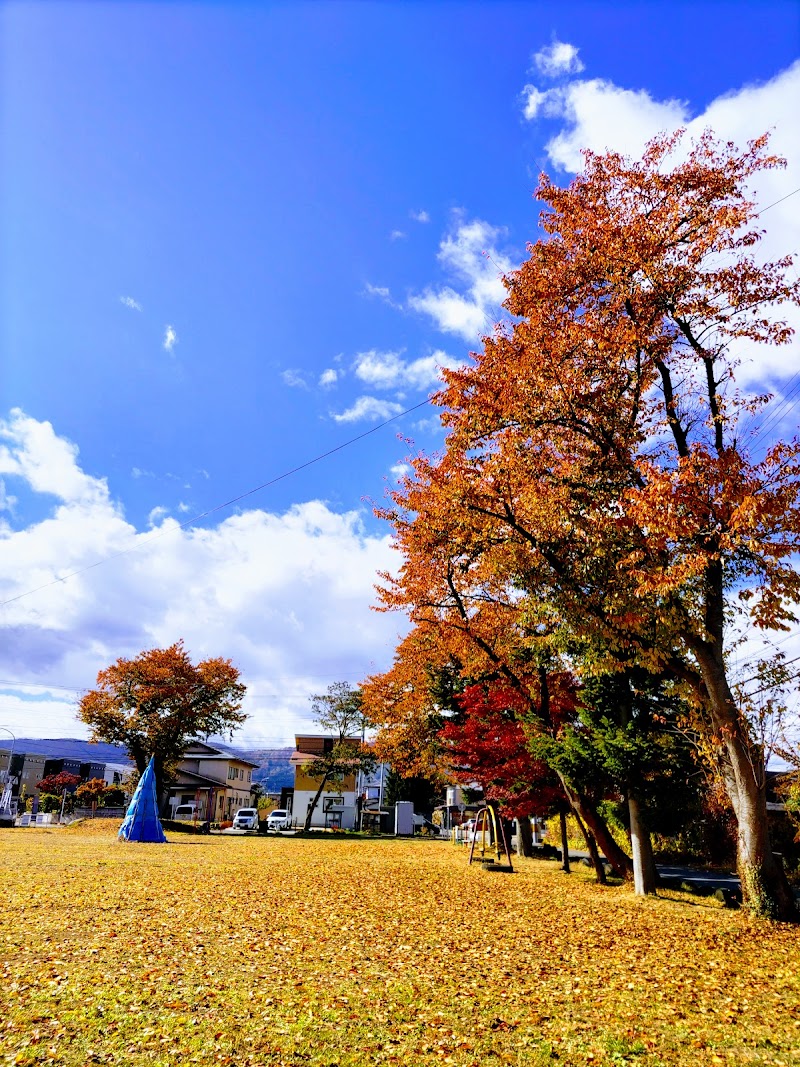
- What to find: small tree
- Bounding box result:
[76,778,110,806]
[36,772,81,794]
[302,683,376,831]
[77,641,247,799]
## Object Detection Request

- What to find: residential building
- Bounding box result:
[291,735,359,829]
[18,753,47,802]
[290,735,389,830]
[81,760,107,782]
[43,757,83,783]
[166,741,259,821]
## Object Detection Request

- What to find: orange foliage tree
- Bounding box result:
[78,641,247,798]
[372,131,800,919]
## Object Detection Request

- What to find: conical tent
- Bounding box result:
[118,755,167,843]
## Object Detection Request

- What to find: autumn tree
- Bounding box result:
[77,641,247,799]
[364,624,633,879]
[75,778,115,806]
[441,681,566,859]
[36,772,81,794]
[377,132,800,919]
[301,682,376,832]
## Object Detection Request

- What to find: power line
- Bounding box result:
[757,186,800,215]
[0,397,432,610]
[0,674,379,694]
[738,668,800,700]
[734,653,800,689]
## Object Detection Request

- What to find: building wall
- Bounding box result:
[19,754,47,799]
[294,767,356,792]
[293,787,357,829]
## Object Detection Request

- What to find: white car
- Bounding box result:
[173,803,199,821]
[266,808,291,831]
[232,808,260,831]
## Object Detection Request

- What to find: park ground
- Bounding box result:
[1,824,799,1067]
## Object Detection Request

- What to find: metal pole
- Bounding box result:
[0,727,16,815]
[377,760,385,827]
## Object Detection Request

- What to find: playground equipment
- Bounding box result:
[466,803,513,873]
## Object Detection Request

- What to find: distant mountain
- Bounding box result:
[234,747,294,792]
[9,738,133,763]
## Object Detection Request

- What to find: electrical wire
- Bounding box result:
[0,396,432,610]
[734,653,800,689]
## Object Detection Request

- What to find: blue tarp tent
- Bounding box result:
[118,755,167,843]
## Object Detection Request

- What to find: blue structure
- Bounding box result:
[118,755,167,843]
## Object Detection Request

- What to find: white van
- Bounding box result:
[173,803,198,821]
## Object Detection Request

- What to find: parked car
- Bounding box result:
[266,808,292,831]
[173,803,199,821]
[232,808,259,831]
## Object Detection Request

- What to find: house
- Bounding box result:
[102,763,132,787]
[291,735,360,829]
[290,735,389,830]
[166,741,260,822]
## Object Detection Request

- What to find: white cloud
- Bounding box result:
[535,80,689,171]
[390,229,407,241]
[148,505,169,526]
[120,296,142,311]
[0,478,17,513]
[410,209,430,223]
[281,369,309,389]
[0,412,404,745]
[390,463,411,480]
[364,282,391,300]
[319,368,339,388]
[522,85,549,120]
[353,348,462,390]
[532,41,585,78]
[331,396,404,423]
[519,59,800,387]
[408,217,515,342]
[163,325,178,353]
[363,282,401,311]
[0,409,111,506]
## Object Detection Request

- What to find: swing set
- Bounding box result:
[466,803,513,873]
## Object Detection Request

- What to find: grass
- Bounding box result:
[1,822,799,1067]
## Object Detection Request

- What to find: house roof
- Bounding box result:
[180,741,259,768]
[170,768,236,790]
[191,753,260,768]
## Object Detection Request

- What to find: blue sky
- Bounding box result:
[1,1,799,744]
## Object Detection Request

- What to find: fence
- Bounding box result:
[72,807,126,820]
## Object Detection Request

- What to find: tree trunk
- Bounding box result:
[516,815,534,857]
[574,809,606,884]
[689,623,798,922]
[628,791,658,896]
[303,773,330,832]
[561,779,633,879]
[559,810,571,873]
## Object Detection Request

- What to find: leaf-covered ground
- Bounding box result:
[1,823,799,1067]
